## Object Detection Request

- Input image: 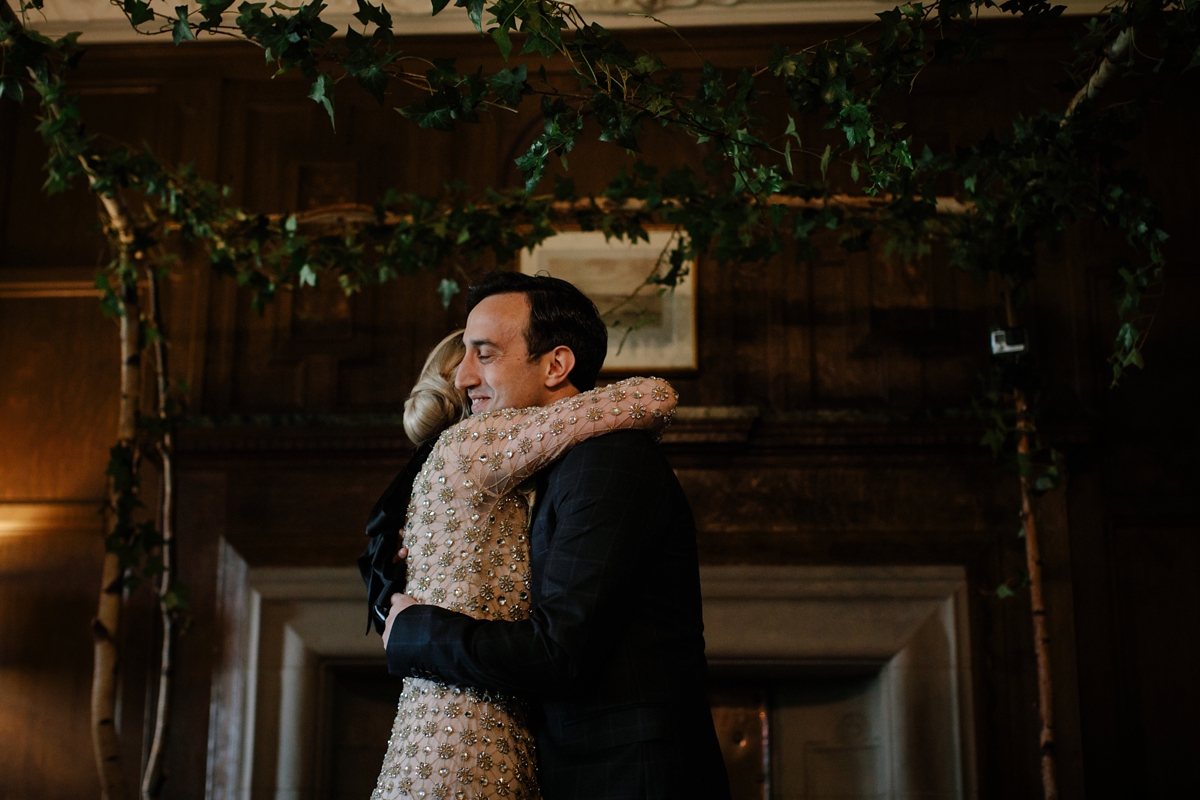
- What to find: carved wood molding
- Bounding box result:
[664,406,760,444]
[0,268,103,299]
[174,404,1061,456]
[176,406,762,454]
[32,1,1113,44]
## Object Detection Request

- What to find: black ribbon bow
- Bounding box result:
[358,440,434,634]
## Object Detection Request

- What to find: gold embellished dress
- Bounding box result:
[371,377,678,800]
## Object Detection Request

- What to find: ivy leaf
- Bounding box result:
[172,6,195,44]
[353,0,392,29]
[0,77,23,104]
[124,0,155,26]
[819,144,832,180]
[455,0,485,33]
[162,585,190,612]
[633,53,665,74]
[308,72,336,129]
[437,278,460,308]
[400,92,458,130]
[487,64,529,107]
[402,105,451,129]
[553,175,576,201]
[784,114,801,144]
[521,33,557,58]
[426,58,460,89]
[344,28,396,102]
[491,25,513,61]
[196,0,234,28]
[996,584,1015,599]
[431,0,451,15]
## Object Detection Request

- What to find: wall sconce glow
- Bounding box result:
[0,502,102,538]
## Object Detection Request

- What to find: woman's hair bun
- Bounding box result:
[403,330,467,446]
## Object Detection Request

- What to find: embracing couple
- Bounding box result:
[358,271,732,800]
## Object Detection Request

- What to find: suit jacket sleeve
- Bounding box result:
[386,430,662,696]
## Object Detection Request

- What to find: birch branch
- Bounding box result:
[1064,29,1133,122]
[141,269,174,800]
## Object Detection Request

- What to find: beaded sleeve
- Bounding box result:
[429,376,677,501]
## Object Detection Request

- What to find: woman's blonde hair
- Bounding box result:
[404,329,467,447]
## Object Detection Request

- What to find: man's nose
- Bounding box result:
[454,355,477,390]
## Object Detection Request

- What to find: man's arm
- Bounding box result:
[385,431,663,696]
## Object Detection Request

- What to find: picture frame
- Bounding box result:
[519,229,698,372]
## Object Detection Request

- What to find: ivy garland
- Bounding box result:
[0,0,1193,605]
[3,0,1192,383]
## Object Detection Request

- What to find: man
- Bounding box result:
[382,271,731,799]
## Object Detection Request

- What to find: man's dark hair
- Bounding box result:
[466,271,608,391]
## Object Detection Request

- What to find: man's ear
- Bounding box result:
[542,345,577,391]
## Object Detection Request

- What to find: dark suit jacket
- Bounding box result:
[386,430,731,800]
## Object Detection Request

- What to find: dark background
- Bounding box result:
[1,18,1197,800]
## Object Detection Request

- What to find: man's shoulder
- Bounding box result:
[567,429,659,459]
[543,429,660,481]
[548,430,674,493]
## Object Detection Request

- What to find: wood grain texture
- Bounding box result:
[0,298,121,499]
[0,529,107,800]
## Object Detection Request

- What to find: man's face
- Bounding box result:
[455,293,553,414]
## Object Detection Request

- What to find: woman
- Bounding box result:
[370,330,678,800]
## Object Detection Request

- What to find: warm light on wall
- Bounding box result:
[0,502,103,538]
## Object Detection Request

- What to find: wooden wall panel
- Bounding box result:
[0,523,106,800]
[1108,527,1200,797]
[0,297,120,500]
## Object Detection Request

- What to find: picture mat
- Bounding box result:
[519,230,697,371]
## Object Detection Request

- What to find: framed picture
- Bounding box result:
[519,229,698,372]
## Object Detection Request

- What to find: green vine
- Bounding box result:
[4,0,1188,381]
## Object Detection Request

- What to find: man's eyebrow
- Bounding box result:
[467,338,497,348]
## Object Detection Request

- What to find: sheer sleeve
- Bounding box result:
[430,376,677,500]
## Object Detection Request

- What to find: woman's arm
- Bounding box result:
[432,376,677,499]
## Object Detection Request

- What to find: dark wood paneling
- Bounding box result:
[1109,527,1200,797]
[0,297,120,499]
[0,527,106,800]
[0,18,1197,800]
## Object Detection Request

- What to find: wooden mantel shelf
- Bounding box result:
[172,405,1058,457]
[176,406,764,454]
